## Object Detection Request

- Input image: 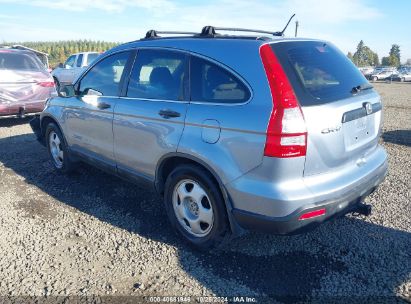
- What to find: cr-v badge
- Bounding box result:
[321,125,342,134]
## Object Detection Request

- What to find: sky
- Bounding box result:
[0,0,410,62]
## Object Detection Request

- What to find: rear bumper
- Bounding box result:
[227,146,388,235]
[232,186,378,235]
[0,100,45,116]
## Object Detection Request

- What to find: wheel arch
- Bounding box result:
[41,114,68,147]
[155,153,243,236]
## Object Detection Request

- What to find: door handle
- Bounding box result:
[159,109,181,119]
[97,102,111,110]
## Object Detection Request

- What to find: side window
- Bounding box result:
[64,55,76,68]
[79,51,131,97]
[190,56,250,103]
[127,49,186,101]
[76,54,83,67]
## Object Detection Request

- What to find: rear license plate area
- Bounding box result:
[343,115,375,150]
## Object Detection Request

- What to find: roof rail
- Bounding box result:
[200,26,280,37]
[143,14,296,40]
[145,30,198,39]
[200,14,296,37]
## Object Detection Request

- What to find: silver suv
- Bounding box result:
[30,27,388,249]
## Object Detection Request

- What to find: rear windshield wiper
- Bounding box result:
[351,84,373,94]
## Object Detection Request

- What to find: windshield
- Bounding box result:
[270,41,371,105]
[0,52,44,71]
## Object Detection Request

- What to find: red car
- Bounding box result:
[0,48,56,117]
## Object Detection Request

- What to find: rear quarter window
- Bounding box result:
[271,41,371,106]
[190,56,251,104]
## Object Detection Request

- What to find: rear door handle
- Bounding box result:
[97,102,111,110]
[159,109,181,119]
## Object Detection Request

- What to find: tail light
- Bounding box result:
[260,44,307,158]
[37,81,55,88]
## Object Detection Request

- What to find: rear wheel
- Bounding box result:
[45,123,76,173]
[372,76,378,82]
[164,165,230,250]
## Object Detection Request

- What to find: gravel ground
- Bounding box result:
[0,82,410,303]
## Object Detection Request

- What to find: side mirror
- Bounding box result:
[58,63,64,68]
[84,88,103,96]
[58,84,76,98]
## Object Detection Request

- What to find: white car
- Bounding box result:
[51,52,100,87]
[370,69,397,81]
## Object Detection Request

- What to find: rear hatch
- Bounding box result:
[0,50,54,105]
[270,41,382,176]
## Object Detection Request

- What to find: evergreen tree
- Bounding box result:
[3,40,120,67]
[388,44,400,67]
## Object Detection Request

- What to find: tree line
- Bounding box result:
[3,39,409,68]
[347,40,409,67]
[2,40,120,68]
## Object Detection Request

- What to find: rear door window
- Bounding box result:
[126,49,187,101]
[190,56,250,103]
[271,41,371,105]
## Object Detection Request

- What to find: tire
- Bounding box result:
[372,76,378,82]
[401,77,405,82]
[164,165,230,250]
[45,123,76,173]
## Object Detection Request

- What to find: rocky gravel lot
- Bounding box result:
[0,82,410,303]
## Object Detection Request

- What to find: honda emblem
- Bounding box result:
[364,102,373,115]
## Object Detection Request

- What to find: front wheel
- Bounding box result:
[164,165,230,250]
[45,123,76,173]
[372,76,378,82]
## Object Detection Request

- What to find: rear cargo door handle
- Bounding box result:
[159,109,180,119]
[97,102,111,110]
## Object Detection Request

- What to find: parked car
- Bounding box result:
[51,52,100,88]
[370,68,397,81]
[389,72,411,82]
[30,27,387,249]
[0,48,55,117]
[358,66,374,78]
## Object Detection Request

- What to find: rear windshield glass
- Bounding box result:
[87,53,99,66]
[0,52,43,71]
[271,41,371,105]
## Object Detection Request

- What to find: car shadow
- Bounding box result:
[0,116,32,128]
[383,130,411,147]
[0,133,410,302]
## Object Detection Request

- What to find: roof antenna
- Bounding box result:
[273,14,296,36]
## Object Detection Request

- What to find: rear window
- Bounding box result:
[87,53,99,66]
[271,41,370,105]
[0,52,43,71]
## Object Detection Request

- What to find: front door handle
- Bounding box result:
[97,102,111,110]
[159,109,181,119]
